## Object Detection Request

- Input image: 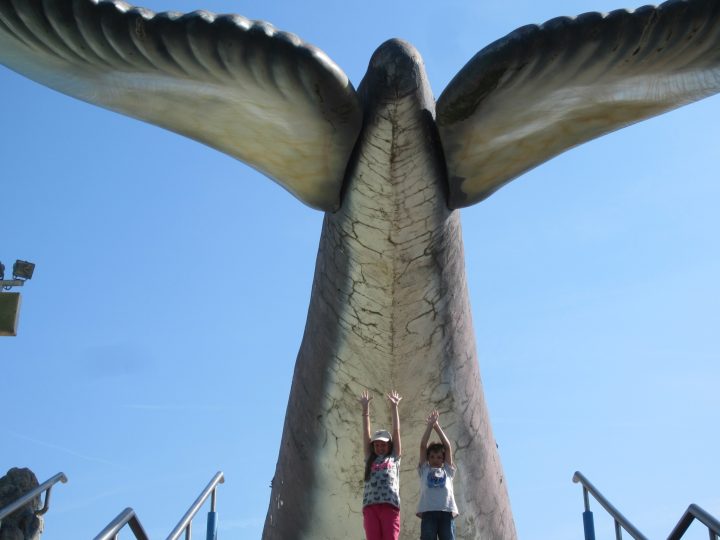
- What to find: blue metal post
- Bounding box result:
[583,511,596,540]
[206,511,218,540]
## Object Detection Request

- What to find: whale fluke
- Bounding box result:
[0,0,362,210]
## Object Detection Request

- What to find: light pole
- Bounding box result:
[0,260,35,336]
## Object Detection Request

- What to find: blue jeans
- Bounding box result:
[420,511,455,540]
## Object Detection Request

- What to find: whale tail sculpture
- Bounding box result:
[2,1,720,538]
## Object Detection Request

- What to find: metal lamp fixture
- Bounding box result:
[1,259,36,336]
[1,259,35,290]
[12,260,35,281]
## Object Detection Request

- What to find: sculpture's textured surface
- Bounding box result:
[437,0,720,207]
[0,468,43,540]
[0,0,362,210]
[2,1,720,538]
[265,41,513,539]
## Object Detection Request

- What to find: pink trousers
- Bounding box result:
[363,503,400,540]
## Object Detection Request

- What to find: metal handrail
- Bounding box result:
[0,472,67,523]
[573,471,649,540]
[93,508,150,540]
[93,471,224,540]
[166,471,225,540]
[667,504,720,540]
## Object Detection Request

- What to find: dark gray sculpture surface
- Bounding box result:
[1,1,719,539]
[0,468,43,540]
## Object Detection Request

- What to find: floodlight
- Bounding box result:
[13,260,35,280]
[0,259,35,335]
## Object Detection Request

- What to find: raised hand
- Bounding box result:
[358,390,373,408]
[426,410,439,426]
[386,390,402,407]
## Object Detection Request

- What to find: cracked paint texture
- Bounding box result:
[3,2,720,539]
[264,40,515,540]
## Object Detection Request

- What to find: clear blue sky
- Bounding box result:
[2,1,718,538]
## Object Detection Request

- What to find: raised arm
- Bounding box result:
[358,390,372,459]
[433,414,453,468]
[386,390,402,457]
[419,410,439,466]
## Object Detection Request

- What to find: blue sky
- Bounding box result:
[1,0,718,538]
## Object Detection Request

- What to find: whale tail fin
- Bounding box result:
[0,0,363,211]
[437,0,720,209]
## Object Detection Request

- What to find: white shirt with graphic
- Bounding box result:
[363,455,401,509]
[416,462,459,517]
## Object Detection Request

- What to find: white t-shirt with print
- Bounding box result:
[416,462,459,516]
[363,455,401,508]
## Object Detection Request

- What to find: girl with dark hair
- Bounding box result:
[358,389,403,540]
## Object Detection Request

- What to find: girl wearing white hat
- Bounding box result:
[358,389,403,540]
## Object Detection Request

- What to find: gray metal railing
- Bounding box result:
[0,472,67,525]
[94,508,150,540]
[166,471,224,540]
[93,471,224,540]
[572,471,648,540]
[668,503,720,540]
[573,471,720,540]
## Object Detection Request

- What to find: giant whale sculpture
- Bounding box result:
[1,0,719,538]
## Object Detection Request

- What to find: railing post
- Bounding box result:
[206,487,218,540]
[581,486,596,540]
[206,510,218,540]
[583,510,596,540]
[573,471,649,540]
[167,472,224,540]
